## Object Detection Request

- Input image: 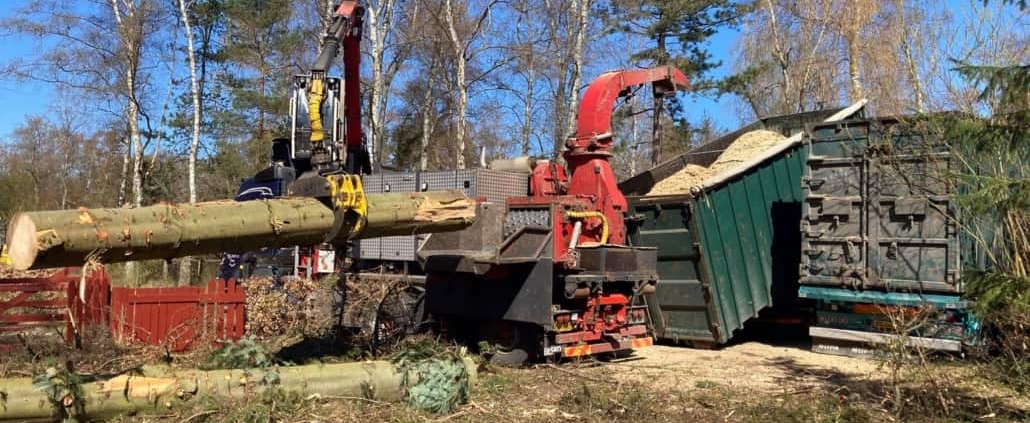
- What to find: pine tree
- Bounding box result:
[214,0,306,169]
[605,0,742,165]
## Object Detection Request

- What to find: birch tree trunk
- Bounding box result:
[7,191,477,270]
[762,0,793,111]
[118,137,130,207]
[549,0,568,155]
[894,0,925,113]
[442,0,468,169]
[0,358,477,421]
[419,64,437,171]
[110,0,147,284]
[522,64,536,156]
[366,0,404,166]
[564,0,591,142]
[845,35,864,103]
[177,0,202,286]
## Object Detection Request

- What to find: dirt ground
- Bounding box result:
[5,332,1028,423]
[599,342,880,392]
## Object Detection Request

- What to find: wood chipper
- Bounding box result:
[418,66,689,365]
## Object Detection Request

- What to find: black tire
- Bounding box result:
[488,323,543,367]
[371,285,424,353]
[490,348,530,367]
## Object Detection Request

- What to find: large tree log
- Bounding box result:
[6,191,476,270]
[0,358,477,421]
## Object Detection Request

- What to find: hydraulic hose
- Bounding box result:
[565,211,609,245]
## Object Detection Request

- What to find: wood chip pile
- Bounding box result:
[244,277,334,339]
[647,130,787,195]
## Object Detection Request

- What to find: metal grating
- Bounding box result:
[356,238,382,260]
[361,174,384,194]
[504,207,551,239]
[381,172,417,193]
[419,170,457,192]
[380,235,416,261]
[456,169,528,203]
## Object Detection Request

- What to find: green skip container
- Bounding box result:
[624,103,867,345]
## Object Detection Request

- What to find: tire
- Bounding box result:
[371,285,425,353]
[490,348,530,367]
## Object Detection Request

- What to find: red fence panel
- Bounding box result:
[0,267,110,345]
[110,279,245,352]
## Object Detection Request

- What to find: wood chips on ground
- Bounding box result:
[646,129,787,196]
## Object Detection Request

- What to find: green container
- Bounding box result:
[625,108,862,344]
[800,116,993,293]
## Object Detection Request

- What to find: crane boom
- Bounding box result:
[307,1,366,173]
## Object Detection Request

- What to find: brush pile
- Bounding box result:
[243,277,334,340]
[341,273,422,351]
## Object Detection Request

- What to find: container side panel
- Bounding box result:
[696,198,730,335]
[802,118,963,294]
[868,127,959,292]
[631,200,719,342]
[732,178,771,323]
[801,125,869,288]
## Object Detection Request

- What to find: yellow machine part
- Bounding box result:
[308,78,326,145]
[327,174,367,238]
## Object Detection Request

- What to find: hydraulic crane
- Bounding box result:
[219,1,372,280]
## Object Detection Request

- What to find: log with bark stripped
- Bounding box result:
[0,358,477,421]
[6,190,476,270]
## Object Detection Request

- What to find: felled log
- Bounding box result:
[6,191,476,270]
[0,358,477,421]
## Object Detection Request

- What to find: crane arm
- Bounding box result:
[309,1,364,159]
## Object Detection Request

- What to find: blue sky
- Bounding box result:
[0,2,746,144]
[0,1,1024,147]
[0,38,50,138]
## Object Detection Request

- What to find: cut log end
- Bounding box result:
[7,213,40,271]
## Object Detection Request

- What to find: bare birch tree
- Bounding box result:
[563,0,592,145]
[438,0,501,169]
[175,0,203,285]
[366,0,411,166]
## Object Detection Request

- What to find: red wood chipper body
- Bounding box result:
[418,67,689,364]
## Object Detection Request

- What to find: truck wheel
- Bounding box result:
[490,348,529,367]
[371,285,425,353]
[488,323,539,367]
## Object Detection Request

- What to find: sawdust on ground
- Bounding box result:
[646,130,788,196]
[592,342,880,393]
